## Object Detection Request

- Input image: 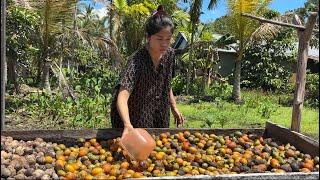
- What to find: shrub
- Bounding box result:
[305,73,319,108]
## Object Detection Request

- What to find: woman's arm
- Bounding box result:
[117,86,133,129]
[169,88,177,110]
[169,88,185,127]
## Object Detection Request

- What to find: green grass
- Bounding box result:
[6,88,319,141]
[170,90,319,141]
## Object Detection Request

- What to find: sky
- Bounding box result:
[89,0,307,23]
[193,0,307,23]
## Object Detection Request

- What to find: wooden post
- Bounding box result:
[241,12,318,133]
[291,12,318,132]
[1,0,6,130]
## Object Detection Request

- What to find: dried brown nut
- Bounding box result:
[26,154,36,165]
[1,166,11,178]
[1,150,9,159]
[33,169,44,179]
[7,165,16,176]
[41,174,51,180]
[10,160,22,171]
[44,150,55,158]
[36,156,45,165]
[2,159,10,166]
[14,173,26,180]
[45,164,53,169]
[17,168,27,175]
[35,138,44,143]
[52,173,59,180]
[44,169,54,176]
[15,146,25,156]
[25,168,34,177]
[24,147,33,155]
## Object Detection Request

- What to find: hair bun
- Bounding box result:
[157,5,164,12]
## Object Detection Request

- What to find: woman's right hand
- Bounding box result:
[123,124,134,136]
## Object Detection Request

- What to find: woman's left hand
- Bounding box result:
[171,107,185,127]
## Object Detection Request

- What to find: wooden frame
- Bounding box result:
[1,121,319,179]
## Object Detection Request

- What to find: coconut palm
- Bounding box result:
[226,0,274,102]
[182,0,218,94]
[26,0,78,92]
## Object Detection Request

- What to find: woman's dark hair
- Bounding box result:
[145,5,174,37]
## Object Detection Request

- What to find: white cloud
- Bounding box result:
[93,7,108,19]
[309,47,319,57]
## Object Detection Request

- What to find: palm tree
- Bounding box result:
[172,9,190,32]
[184,0,218,94]
[76,3,125,67]
[295,0,319,48]
[28,0,78,92]
[226,0,273,103]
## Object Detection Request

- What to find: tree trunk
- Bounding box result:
[36,51,42,85]
[1,0,7,130]
[232,55,242,103]
[186,23,196,95]
[207,68,212,88]
[67,59,70,72]
[109,6,114,42]
[41,2,51,92]
[192,67,197,80]
[69,4,77,79]
[201,68,206,94]
[206,51,214,88]
[7,56,20,93]
[58,57,63,88]
[42,58,51,92]
[59,19,65,88]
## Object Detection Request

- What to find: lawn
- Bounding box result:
[170,91,319,141]
[5,88,319,142]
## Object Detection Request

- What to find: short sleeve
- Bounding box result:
[118,58,138,93]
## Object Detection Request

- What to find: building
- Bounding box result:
[173,32,319,77]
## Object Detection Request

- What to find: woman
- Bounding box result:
[110,5,185,134]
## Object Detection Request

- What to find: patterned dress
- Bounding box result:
[110,45,176,128]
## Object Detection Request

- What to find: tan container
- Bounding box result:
[119,128,156,161]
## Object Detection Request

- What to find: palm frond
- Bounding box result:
[250,13,296,42]
[127,3,150,16]
[226,0,273,47]
[208,0,218,10]
[27,0,77,32]
[114,0,127,11]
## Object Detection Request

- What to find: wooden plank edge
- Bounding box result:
[136,172,319,180]
[265,121,319,157]
[1,128,265,139]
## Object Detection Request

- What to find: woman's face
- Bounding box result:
[148,26,173,55]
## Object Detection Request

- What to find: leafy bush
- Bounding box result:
[28,90,111,129]
[277,73,319,108]
[242,30,296,92]
[171,74,186,95]
[278,93,293,107]
[257,100,278,118]
[189,78,204,96]
[5,64,119,129]
[305,73,319,108]
[204,78,233,100]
